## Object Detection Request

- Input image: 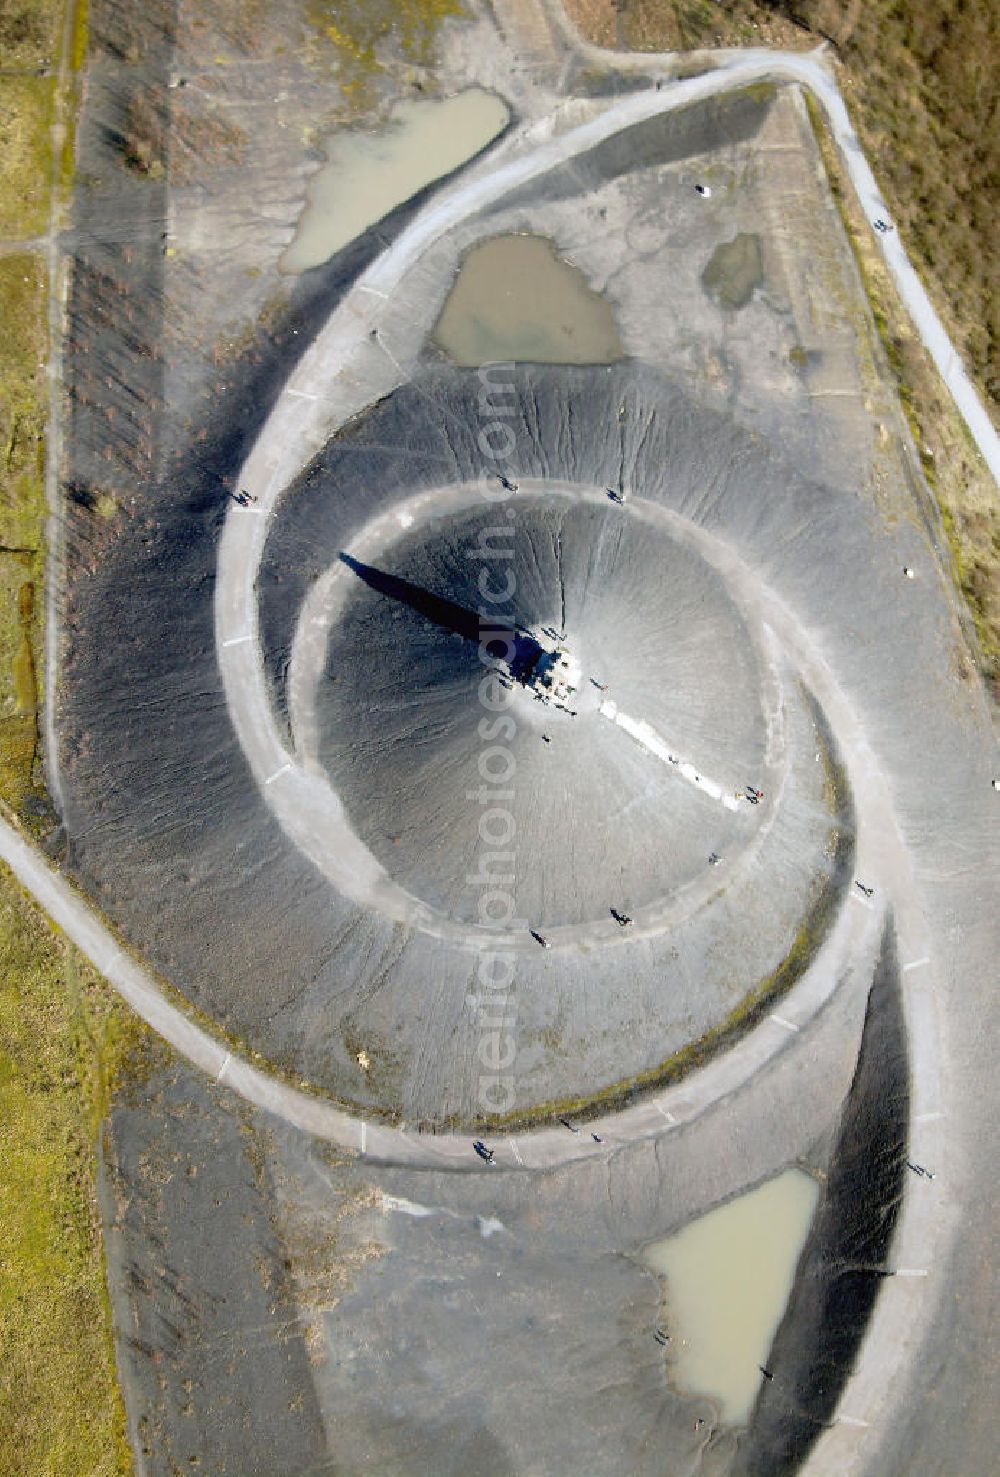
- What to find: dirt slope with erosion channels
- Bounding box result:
[57,57,986,1126]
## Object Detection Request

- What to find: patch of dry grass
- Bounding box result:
[0,860,141,1476]
[0,0,63,69]
[807,96,999,698]
[0,255,47,813]
[0,74,56,237]
[304,0,465,108]
[836,1,998,411]
[0,11,138,1472]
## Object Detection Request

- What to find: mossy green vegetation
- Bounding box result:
[0,0,63,69]
[701,231,764,310]
[70,0,88,70]
[0,8,136,1468]
[0,255,47,815]
[0,861,140,1476]
[305,0,464,107]
[0,74,56,237]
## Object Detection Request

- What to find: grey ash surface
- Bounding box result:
[102,949,902,1477]
[61,352,993,1132]
[59,3,1000,1469]
[61,361,850,1120]
[312,493,767,927]
[732,926,910,1475]
[100,1062,328,1475]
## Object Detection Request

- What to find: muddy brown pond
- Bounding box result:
[433,234,625,365]
[282,89,509,272]
[643,1168,819,1425]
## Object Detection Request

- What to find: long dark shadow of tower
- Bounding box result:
[338,553,545,678]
